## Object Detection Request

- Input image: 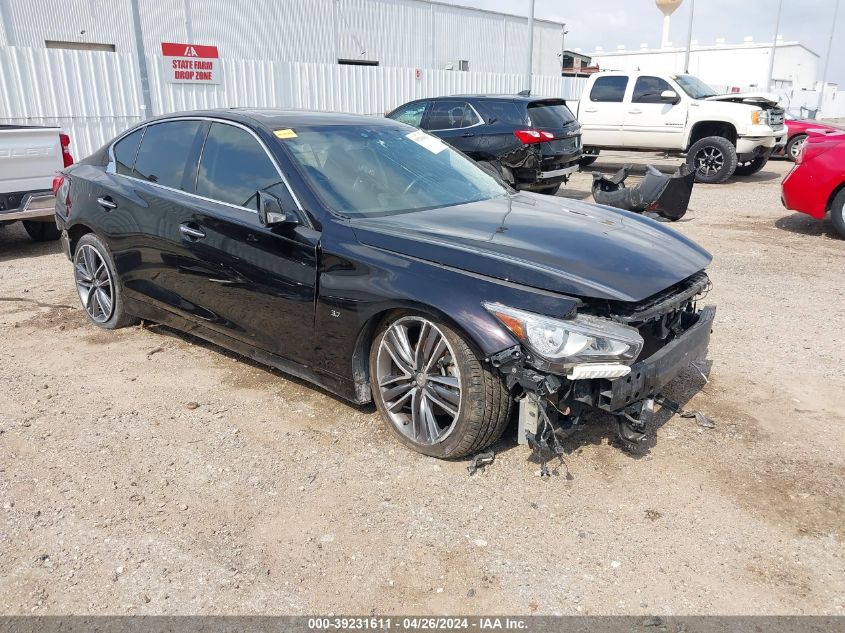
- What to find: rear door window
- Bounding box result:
[133,121,204,190]
[527,101,576,127]
[112,128,144,176]
[390,102,428,127]
[426,101,478,130]
[589,76,629,103]
[483,101,528,126]
[196,122,283,209]
[632,76,674,103]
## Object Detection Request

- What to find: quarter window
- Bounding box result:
[589,76,629,103]
[632,76,674,103]
[426,101,479,130]
[196,122,282,209]
[112,128,144,177]
[133,121,203,190]
[391,102,427,127]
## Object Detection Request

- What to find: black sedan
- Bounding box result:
[386,95,582,195]
[55,109,715,459]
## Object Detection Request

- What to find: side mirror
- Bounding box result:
[257,190,299,228]
[661,89,680,104]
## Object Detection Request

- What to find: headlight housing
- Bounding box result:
[751,110,769,125]
[484,303,644,367]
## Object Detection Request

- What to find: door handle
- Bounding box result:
[179,224,206,240]
[97,196,117,210]
[584,108,598,113]
[628,109,642,114]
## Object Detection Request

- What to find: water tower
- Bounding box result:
[656,0,683,48]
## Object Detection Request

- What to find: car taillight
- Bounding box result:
[59,133,74,167]
[52,175,64,195]
[514,129,555,144]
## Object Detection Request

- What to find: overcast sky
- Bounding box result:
[454,0,844,86]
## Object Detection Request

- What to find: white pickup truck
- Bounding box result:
[0,125,73,241]
[573,72,787,184]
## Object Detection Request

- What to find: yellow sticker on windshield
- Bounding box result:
[274,128,297,139]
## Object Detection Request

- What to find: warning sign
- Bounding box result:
[161,42,222,84]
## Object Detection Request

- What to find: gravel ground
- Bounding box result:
[0,155,842,615]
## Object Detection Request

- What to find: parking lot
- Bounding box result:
[0,155,842,615]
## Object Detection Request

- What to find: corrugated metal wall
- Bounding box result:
[0,0,566,75]
[0,46,587,158]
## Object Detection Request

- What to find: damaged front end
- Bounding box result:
[486,273,715,465]
[592,164,696,221]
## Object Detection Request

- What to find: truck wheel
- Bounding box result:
[785,134,807,162]
[23,220,61,242]
[686,136,737,184]
[370,313,511,459]
[579,152,599,168]
[73,233,139,329]
[734,155,769,177]
[831,189,845,239]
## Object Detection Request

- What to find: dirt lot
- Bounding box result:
[1,155,843,616]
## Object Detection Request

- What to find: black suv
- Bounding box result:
[386,95,582,195]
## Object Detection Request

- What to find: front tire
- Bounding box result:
[73,233,139,329]
[369,313,511,459]
[686,136,738,184]
[785,134,807,162]
[23,220,61,242]
[734,154,769,177]
[831,189,845,239]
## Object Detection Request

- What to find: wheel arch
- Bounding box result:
[67,222,95,255]
[686,121,738,149]
[827,180,845,213]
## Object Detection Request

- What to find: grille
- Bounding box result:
[770,107,785,127]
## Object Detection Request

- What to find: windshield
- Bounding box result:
[672,74,719,99]
[280,124,506,217]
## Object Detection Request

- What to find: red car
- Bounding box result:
[776,114,844,161]
[781,129,845,238]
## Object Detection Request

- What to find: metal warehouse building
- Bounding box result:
[0,0,566,75]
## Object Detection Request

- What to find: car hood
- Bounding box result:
[350,193,712,303]
[706,92,781,107]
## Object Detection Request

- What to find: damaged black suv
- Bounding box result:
[55,109,714,460]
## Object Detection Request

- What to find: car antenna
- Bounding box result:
[517,89,531,96]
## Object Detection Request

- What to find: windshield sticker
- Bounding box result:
[406,129,446,154]
[274,128,297,139]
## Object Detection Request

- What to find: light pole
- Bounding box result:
[525,0,535,92]
[818,0,840,117]
[765,0,783,91]
[683,0,695,73]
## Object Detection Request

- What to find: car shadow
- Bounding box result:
[775,212,841,239]
[0,224,63,263]
[726,169,781,184]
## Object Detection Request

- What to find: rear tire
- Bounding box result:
[785,134,807,162]
[686,136,737,184]
[831,189,845,239]
[369,313,511,459]
[734,154,769,177]
[73,233,139,329]
[23,220,61,242]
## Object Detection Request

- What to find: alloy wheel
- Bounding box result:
[789,136,806,159]
[74,244,114,323]
[695,146,724,177]
[375,316,462,446]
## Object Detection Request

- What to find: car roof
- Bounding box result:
[143,108,395,129]
[441,94,565,102]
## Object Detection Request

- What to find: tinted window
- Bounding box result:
[632,76,674,103]
[113,128,143,176]
[197,122,282,209]
[427,101,478,130]
[391,102,427,127]
[673,74,719,99]
[133,121,203,190]
[527,101,576,127]
[283,125,504,217]
[483,101,528,125]
[589,76,629,103]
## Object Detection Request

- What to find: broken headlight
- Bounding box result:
[484,303,643,367]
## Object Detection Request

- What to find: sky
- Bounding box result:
[453,0,844,86]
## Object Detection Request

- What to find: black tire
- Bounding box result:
[73,233,139,329]
[578,152,599,168]
[831,189,845,239]
[686,136,738,184]
[734,154,769,177]
[785,134,808,162]
[535,183,561,195]
[23,220,61,242]
[369,313,511,459]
